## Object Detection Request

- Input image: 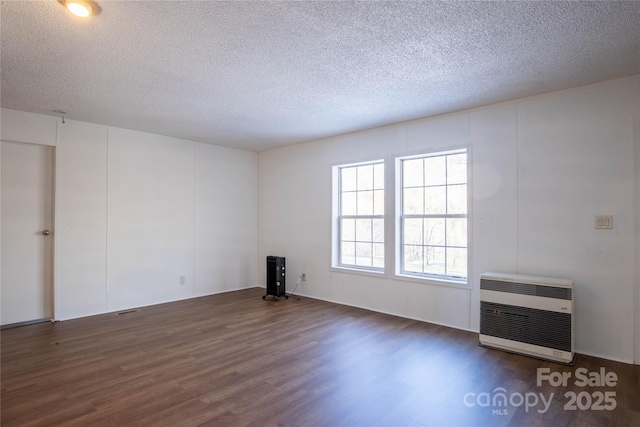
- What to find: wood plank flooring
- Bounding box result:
[2,287,639,426]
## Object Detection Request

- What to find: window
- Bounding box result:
[336,161,385,271]
[332,150,468,284]
[399,150,467,281]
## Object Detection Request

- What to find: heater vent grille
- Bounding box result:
[480,301,571,352]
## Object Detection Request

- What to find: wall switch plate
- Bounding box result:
[595,215,613,229]
[179,276,186,285]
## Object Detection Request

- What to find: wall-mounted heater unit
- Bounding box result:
[479,272,575,364]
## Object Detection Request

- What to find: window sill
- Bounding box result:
[331,266,387,279]
[329,267,470,290]
[394,273,471,290]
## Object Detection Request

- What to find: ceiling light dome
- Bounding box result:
[65,0,93,17]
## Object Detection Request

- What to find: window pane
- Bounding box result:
[424,218,445,246]
[424,156,446,186]
[397,150,468,280]
[424,186,446,214]
[424,246,445,276]
[373,163,384,190]
[446,218,466,247]
[403,159,423,187]
[355,218,372,242]
[336,161,384,272]
[404,218,422,245]
[447,154,467,185]
[341,218,355,241]
[357,190,374,215]
[404,244,423,273]
[358,165,374,191]
[403,187,424,214]
[373,189,384,216]
[341,192,356,215]
[372,218,384,243]
[447,184,467,214]
[447,247,467,278]
[341,167,356,192]
[341,242,355,265]
[373,243,384,268]
[355,242,372,267]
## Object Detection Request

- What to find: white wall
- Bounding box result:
[1,108,56,146]
[516,81,638,362]
[56,120,108,318]
[195,143,257,296]
[1,108,258,320]
[107,128,196,311]
[258,76,640,363]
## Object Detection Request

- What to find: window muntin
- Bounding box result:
[338,162,384,270]
[400,151,467,281]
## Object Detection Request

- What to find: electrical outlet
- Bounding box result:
[179,276,186,285]
[595,215,613,229]
[301,273,306,281]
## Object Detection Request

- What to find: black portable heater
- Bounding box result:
[263,256,287,300]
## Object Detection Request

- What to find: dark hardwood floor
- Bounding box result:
[2,287,639,426]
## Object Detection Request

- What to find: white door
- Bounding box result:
[1,141,54,326]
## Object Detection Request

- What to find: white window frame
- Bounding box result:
[331,159,385,274]
[395,148,469,284]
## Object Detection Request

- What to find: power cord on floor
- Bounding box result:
[288,276,302,300]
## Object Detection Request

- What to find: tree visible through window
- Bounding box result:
[338,162,384,270]
[400,151,467,280]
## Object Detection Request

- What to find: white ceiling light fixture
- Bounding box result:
[59,0,99,18]
[67,1,92,17]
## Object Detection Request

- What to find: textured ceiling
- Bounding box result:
[2,1,639,152]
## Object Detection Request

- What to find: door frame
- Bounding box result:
[1,139,57,324]
[634,114,640,365]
